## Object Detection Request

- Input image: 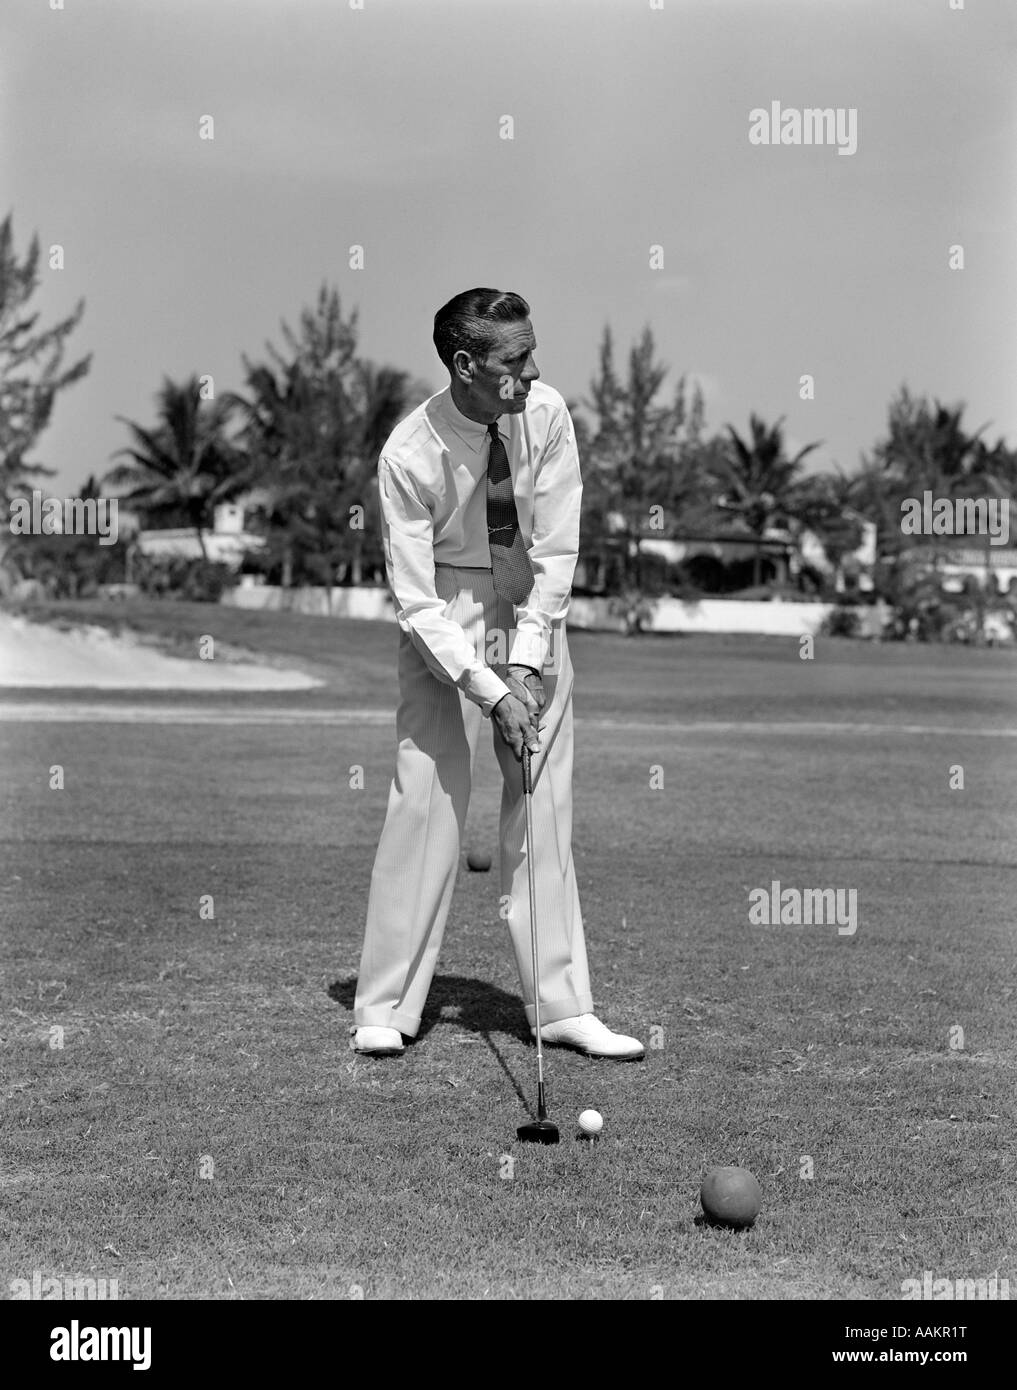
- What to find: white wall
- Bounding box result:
[226,584,397,619]
[223,585,883,636]
[638,596,884,637]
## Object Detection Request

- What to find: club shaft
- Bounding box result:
[522,748,546,1098]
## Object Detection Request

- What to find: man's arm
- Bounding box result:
[507,403,582,673]
[379,455,512,716]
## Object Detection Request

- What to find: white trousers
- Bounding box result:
[354,564,593,1036]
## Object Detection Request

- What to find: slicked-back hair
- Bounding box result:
[433,288,531,373]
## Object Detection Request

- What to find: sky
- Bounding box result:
[3,0,1016,497]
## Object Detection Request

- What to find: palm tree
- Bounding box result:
[105,376,248,560]
[791,468,863,586]
[225,288,426,591]
[867,388,1017,618]
[341,360,425,582]
[222,356,309,586]
[581,325,719,590]
[711,414,821,586]
[0,214,91,585]
[875,391,981,492]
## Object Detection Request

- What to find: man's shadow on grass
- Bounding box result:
[328,974,533,1114]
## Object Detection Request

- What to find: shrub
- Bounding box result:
[821,604,861,638]
[135,554,237,602]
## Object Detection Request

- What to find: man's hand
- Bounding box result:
[492,692,541,762]
[506,663,546,715]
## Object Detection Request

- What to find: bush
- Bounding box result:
[821,604,861,638]
[134,554,237,602]
[4,531,126,598]
[606,588,656,635]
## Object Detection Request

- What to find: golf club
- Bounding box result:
[516,742,560,1144]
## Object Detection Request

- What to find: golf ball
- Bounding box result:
[578,1109,603,1135]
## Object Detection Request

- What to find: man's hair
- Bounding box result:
[433,288,530,373]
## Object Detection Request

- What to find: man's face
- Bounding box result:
[454,318,540,420]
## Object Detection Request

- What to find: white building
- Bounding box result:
[134,502,264,568]
[902,542,1017,596]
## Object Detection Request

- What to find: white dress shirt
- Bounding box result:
[377,379,582,717]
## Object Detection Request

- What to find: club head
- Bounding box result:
[517,1120,560,1145]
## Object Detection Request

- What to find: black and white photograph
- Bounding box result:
[1,0,1015,1342]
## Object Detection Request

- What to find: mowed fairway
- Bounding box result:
[2,606,1016,1300]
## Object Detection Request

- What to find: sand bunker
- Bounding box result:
[0,613,321,691]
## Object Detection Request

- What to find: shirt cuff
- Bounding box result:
[472,667,514,718]
[507,631,547,673]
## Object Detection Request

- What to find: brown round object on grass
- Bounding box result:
[700,1166,762,1228]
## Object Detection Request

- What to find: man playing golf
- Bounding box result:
[352,288,644,1062]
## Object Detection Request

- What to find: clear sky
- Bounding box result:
[3,0,1015,495]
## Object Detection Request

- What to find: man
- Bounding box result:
[351,288,643,1061]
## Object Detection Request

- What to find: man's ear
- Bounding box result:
[451,349,474,384]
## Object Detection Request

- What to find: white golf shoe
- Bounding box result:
[351,1025,405,1056]
[531,1013,644,1060]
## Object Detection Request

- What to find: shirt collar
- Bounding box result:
[438,388,503,454]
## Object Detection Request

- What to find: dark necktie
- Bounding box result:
[486,421,534,605]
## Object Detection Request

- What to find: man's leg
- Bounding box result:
[492,616,594,1028]
[354,574,484,1038]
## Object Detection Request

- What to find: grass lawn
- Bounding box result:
[1,601,1015,1299]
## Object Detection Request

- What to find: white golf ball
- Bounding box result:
[578,1109,603,1136]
